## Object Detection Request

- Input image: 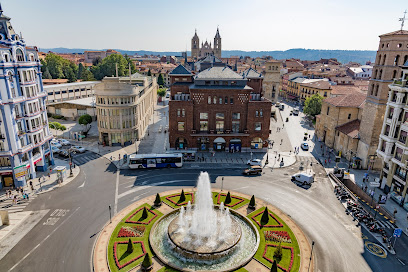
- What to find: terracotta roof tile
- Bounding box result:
[336,119,360,139]
[330,85,364,96]
[324,92,366,108]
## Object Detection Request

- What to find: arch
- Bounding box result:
[16,48,24,62]
[373,69,378,79]
[394,55,400,66]
[375,85,379,96]
[392,70,397,79]
[175,137,187,150]
[382,54,387,65]
[370,84,374,96]
[403,55,408,65]
[377,54,382,65]
[229,138,242,152]
[378,69,383,79]
[213,137,226,151]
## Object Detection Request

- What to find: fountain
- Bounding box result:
[150,172,260,271]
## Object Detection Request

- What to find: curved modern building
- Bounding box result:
[0,6,54,188]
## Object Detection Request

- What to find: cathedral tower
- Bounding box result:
[191,29,199,59]
[214,27,222,59]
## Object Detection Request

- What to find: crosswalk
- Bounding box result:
[71,153,101,166]
[0,193,37,213]
[376,220,395,229]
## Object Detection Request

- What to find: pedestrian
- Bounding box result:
[20,187,23,195]
[119,154,121,161]
[309,134,311,139]
[283,124,284,128]
[280,139,283,145]
[325,159,327,165]
[406,212,408,221]
[393,208,397,218]
[48,172,50,179]
[13,195,17,204]
[30,181,34,191]
[370,190,374,198]
[329,158,331,164]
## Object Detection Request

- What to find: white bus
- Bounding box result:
[128,153,183,169]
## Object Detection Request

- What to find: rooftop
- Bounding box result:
[241,68,263,79]
[299,80,331,90]
[195,66,244,80]
[380,30,408,37]
[53,97,95,107]
[324,92,366,108]
[43,81,101,89]
[336,119,360,139]
[330,85,364,96]
[169,65,193,76]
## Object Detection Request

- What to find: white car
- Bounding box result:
[71,146,86,153]
[58,139,71,146]
[247,159,262,166]
[51,140,62,149]
[51,146,60,154]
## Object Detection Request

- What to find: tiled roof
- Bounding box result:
[169,65,192,76]
[330,85,364,96]
[324,92,366,108]
[336,119,360,139]
[380,30,408,37]
[197,55,223,64]
[242,68,263,78]
[299,80,331,90]
[195,66,244,80]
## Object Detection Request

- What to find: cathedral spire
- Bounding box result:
[215,26,221,38]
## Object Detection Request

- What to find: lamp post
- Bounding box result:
[308,241,315,272]
[109,205,112,223]
[68,148,73,177]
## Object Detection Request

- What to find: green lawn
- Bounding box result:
[162,192,195,208]
[248,207,300,272]
[108,203,163,272]
[212,192,249,210]
[158,266,248,272]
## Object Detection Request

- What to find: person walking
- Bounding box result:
[393,208,397,219]
[30,181,34,191]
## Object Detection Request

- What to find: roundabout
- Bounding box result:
[93,172,313,272]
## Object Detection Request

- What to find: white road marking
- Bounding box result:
[233,186,250,191]
[114,171,119,215]
[118,179,193,199]
[78,166,87,188]
[8,207,80,271]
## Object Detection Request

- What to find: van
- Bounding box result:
[291,173,314,185]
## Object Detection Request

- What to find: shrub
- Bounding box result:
[261,207,269,225]
[154,193,162,206]
[141,207,148,220]
[271,260,278,272]
[179,189,186,203]
[78,114,92,126]
[249,195,256,209]
[273,243,283,263]
[126,238,133,254]
[141,252,152,268]
[225,191,232,205]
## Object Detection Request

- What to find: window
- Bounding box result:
[216,113,224,119]
[326,106,330,115]
[348,113,351,120]
[255,122,262,131]
[230,97,234,104]
[219,97,223,104]
[200,113,208,119]
[178,122,185,131]
[324,92,327,97]
[260,109,263,117]
[182,109,185,117]
[232,113,240,119]
[213,96,217,104]
[16,48,24,62]
[399,131,407,144]
[255,110,259,117]
[232,121,240,133]
[208,96,211,104]
[225,96,228,104]
[216,121,224,131]
[177,109,181,117]
[200,121,208,132]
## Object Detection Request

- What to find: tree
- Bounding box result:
[124,54,137,74]
[141,207,148,220]
[249,195,256,209]
[157,88,166,98]
[179,189,186,203]
[154,193,162,206]
[157,73,165,86]
[81,69,96,81]
[270,260,278,272]
[126,238,133,254]
[273,243,283,263]
[225,191,232,204]
[91,54,129,80]
[77,63,85,79]
[78,114,92,126]
[43,67,52,79]
[92,57,102,66]
[303,94,323,118]
[141,253,153,270]
[261,207,269,225]
[147,69,152,76]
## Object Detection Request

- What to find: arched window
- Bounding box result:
[394,55,400,66]
[377,55,382,65]
[378,69,383,79]
[375,85,379,96]
[16,48,24,62]
[382,54,387,65]
[403,55,408,65]
[373,69,377,79]
[370,84,374,96]
[393,70,397,79]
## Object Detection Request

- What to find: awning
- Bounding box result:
[214,137,226,143]
[287,94,297,99]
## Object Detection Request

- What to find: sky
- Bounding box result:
[2,0,408,52]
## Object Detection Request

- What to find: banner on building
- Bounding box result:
[14,164,28,178]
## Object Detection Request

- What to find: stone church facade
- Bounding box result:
[191,28,222,60]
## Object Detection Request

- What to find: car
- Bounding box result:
[243,165,262,175]
[247,159,262,166]
[293,108,299,115]
[51,146,60,154]
[291,173,314,185]
[58,139,71,146]
[70,146,86,153]
[279,104,285,111]
[165,93,170,98]
[301,142,309,151]
[58,150,70,158]
[51,140,62,148]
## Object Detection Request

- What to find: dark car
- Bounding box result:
[243,166,262,175]
[59,150,69,158]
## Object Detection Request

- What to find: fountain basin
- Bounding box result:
[150,207,260,272]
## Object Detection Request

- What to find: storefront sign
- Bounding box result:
[14,164,28,178]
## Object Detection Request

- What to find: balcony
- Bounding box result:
[18,144,33,154]
[393,79,407,87]
[0,149,11,156]
[8,96,25,104]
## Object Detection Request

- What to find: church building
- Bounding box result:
[191,28,222,60]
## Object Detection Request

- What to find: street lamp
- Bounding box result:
[68,148,73,177]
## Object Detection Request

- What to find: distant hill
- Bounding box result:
[39,47,376,64]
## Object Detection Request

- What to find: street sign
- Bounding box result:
[393,228,402,238]
[370,182,380,188]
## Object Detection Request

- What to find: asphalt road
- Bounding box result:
[0,151,407,272]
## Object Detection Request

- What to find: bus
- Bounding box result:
[166,150,196,161]
[128,153,183,169]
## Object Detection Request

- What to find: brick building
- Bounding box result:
[168,65,271,152]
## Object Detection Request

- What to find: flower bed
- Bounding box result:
[125,207,158,225]
[117,226,146,238]
[113,241,146,270]
[216,193,245,207]
[165,192,195,206]
[262,244,294,272]
[264,230,291,243]
[251,209,284,228]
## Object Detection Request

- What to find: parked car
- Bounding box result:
[247,159,262,166]
[51,140,62,149]
[293,108,299,115]
[51,146,60,154]
[279,104,285,111]
[58,139,71,146]
[59,150,70,158]
[243,166,262,175]
[301,142,309,151]
[291,173,314,185]
[71,146,86,153]
[165,93,170,98]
